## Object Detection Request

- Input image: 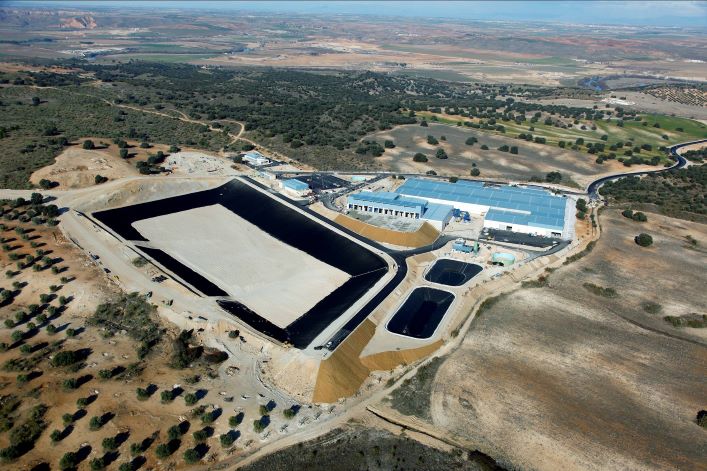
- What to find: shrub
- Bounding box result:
[632,211,647,222]
[62,413,73,425]
[635,233,653,247]
[470,168,480,177]
[62,378,78,391]
[160,390,174,403]
[184,393,198,406]
[102,436,118,451]
[412,152,428,162]
[183,448,200,464]
[50,429,62,443]
[136,387,150,401]
[480,144,489,150]
[697,410,707,428]
[82,140,95,150]
[253,418,265,433]
[435,148,447,159]
[220,432,236,447]
[259,404,270,416]
[465,137,477,145]
[192,429,208,442]
[155,443,171,459]
[51,350,82,367]
[89,416,103,430]
[426,135,438,145]
[98,369,112,380]
[90,457,106,470]
[59,451,79,470]
[384,140,395,148]
[228,414,243,427]
[283,407,297,419]
[582,283,618,298]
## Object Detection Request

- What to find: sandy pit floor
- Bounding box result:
[133,204,350,327]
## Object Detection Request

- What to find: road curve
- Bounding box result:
[586,138,707,199]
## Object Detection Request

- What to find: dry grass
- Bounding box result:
[428,209,707,470]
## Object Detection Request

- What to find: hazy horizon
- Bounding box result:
[10,1,707,28]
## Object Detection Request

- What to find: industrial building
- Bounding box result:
[242,151,270,166]
[280,178,311,197]
[346,191,453,230]
[396,178,568,237]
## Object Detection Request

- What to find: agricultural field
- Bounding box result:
[387,209,707,470]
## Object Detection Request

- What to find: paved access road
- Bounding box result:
[586,138,706,200]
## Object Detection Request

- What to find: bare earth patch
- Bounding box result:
[428,210,707,470]
[30,144,139,189]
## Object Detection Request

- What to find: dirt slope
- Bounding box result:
[429,210,707,470]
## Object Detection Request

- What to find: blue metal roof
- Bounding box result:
[397,178,566,229]
[348,191,426,211]
[422,203,454,222]
[283,178,309,191]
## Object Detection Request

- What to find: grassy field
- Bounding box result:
[424,209,707,470]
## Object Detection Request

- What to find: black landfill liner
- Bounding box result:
[93,179,388,348]
[424,259,482,286]
[387,287,454,339]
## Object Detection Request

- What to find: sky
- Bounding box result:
[12,1,707,28]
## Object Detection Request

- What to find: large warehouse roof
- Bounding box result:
[397,178,566,229]
[397,178,566,215]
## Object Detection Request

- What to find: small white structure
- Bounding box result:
[243,151,270,166]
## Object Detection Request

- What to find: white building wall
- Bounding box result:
[483,219,560,237]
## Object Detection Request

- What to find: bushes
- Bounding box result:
[697,410,707,428]
[136,387,150,401]
[59,451,79,470]
[465,137,477,145]
[253,418,266,433]
[412,152,428,163]
[184,393,198,406]
[183,448,200,464]
[171,330,202,369]
[470,168,480,177]
[435,148,448,159]
[155,443,171,459]
[220,431,236,447]
[582,283,618,298]
[622,209,647,222]
[635,233,653,247]
[0,404,47,461]
[89,416,104,431]
[50,350,84,367]
[426,135,438,145]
